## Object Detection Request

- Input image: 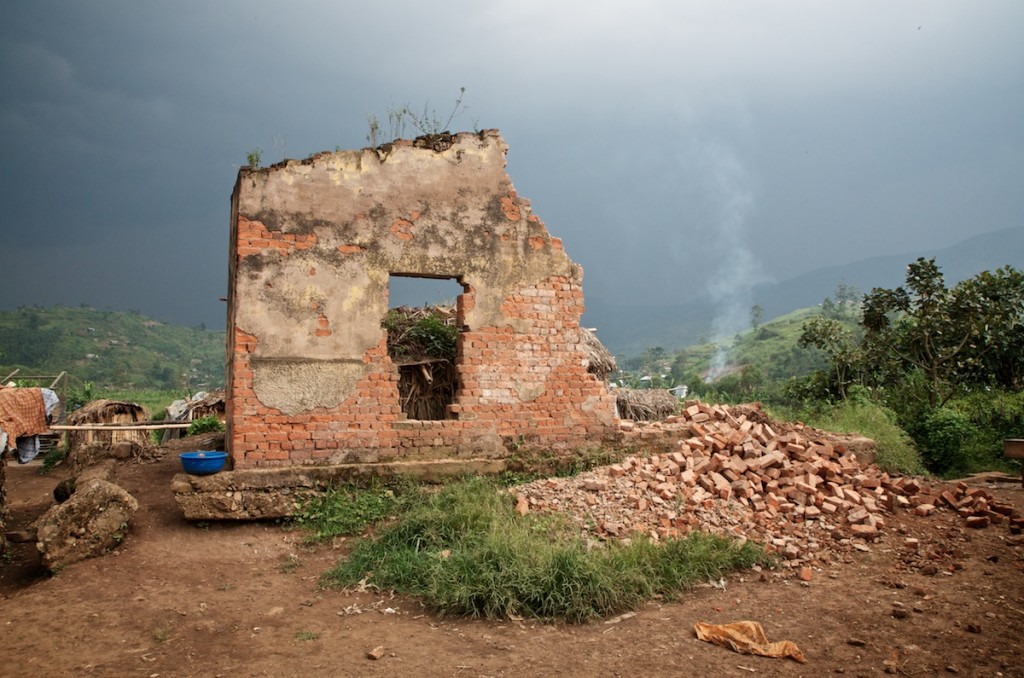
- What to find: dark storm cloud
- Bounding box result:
[1,1,1022,331]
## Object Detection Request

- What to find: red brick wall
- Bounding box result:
[226,133,619,469]
[227,274,617,469]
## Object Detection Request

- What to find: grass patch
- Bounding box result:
[323,477,769,623]
[293,481,419,542]
[294,629,319,641]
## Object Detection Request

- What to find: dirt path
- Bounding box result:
[2,452,1023,677]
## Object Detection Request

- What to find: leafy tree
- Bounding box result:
[798,316,862,399]
[951,266,1024,389]
[820,297,839,319]
[636,346,669,377]
[835,281,859,318]
[862,258,1024,406]
[749,304,764,331]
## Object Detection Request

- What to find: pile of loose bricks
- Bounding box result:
[513,401,1022,568]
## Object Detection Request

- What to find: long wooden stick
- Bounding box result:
[49,423,193,431]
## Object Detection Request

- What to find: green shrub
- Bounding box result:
[186,415,225,436]
[408,315,458,359]
[40,442,68,474]
[942,390,1024,475]
[383,308,458,361]
[66,381,95,412]
[915,407,975,475]
[323,477,769,622]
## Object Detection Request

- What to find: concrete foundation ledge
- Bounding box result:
[171,458,507,520]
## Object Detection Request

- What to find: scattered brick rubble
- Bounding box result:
[512,401,1022,570]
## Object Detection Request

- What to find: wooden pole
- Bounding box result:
[49,423,194,431]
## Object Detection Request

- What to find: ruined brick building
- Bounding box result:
[225,130,619,474]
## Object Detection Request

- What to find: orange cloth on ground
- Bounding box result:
[0,388,48,448]
[694,620,807,664]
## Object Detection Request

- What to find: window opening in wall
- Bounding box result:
[385,274,465,420]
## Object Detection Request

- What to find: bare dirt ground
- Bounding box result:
[2,449,1023,678]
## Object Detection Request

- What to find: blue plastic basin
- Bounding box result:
[179,451,228,475]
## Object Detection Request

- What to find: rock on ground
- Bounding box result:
[34,479,138,572]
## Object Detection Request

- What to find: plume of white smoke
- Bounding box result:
[693,140,766,383]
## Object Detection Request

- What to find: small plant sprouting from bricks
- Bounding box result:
[246,148,262,168]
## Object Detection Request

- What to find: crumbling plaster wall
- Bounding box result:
[227,130,619,468]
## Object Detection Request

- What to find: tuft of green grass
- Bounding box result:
[293,481,418,542]
[278,554,301,573]
[39,443,68,474]
[294,629,319,641]
[322,477,769,623]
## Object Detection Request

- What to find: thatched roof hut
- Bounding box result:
[189,390,225,421]
[160,390,227,442]
[581,328,616,381]
[66,399,150,449]
[170,390,225,422]
[615,388,679,422]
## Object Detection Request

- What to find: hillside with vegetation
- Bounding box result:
[0,305,225,393]
[617,298,860,396]
[619,259,1024,479]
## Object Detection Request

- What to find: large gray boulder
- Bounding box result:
[35,479,138,572]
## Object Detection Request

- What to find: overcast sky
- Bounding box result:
[2,1,1022,330]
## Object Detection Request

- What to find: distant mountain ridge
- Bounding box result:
[584,226,1024,357]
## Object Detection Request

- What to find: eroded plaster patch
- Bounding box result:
[251,359,366,415]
